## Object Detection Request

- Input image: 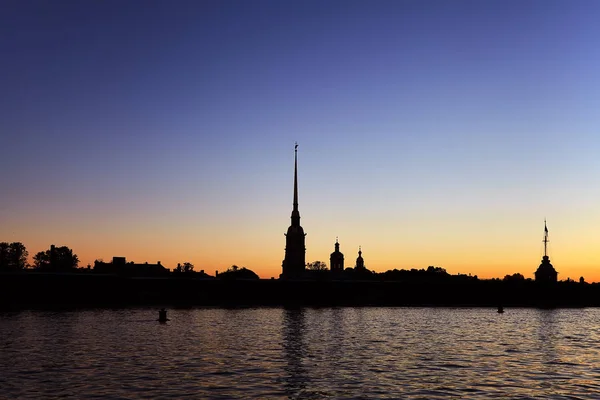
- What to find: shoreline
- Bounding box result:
[1,272,598,309]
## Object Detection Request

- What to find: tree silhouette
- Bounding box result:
[426,266,448,275]
[33,245,79,271]
[306,261,327,271]
[503,273,525,281]
[174,262,194,273]
[0,242,28,270]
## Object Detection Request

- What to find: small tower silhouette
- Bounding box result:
[535,219,557,283]
[355,246,365,270]
[330,237,344,272]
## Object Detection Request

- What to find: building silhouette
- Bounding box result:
[355,246,365,270]
[535,220,557,283]
[94,256,169,276]
[281,144,306,279]
[330,238,344,272]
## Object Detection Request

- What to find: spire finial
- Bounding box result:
[336,236,338,243]
[543,219,549,257]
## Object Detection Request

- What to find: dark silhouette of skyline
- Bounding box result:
[2,146,597,310]
[0,148,582,285]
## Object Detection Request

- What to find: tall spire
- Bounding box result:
[543,219,549,257]
[291,142,300,226]
[282,142,306,279]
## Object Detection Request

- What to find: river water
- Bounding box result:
[1,307,600,399]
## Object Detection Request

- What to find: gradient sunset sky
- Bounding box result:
[2,0,600,280]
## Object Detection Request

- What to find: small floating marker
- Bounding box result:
[158,308,169,323]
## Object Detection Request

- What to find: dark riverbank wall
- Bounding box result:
[0,272,598,309]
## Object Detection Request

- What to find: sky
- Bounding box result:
[1,0,600,280]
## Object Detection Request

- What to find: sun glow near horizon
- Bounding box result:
[14,214,600,282]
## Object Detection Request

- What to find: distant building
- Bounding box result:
[355,247,365,270]
[535,220,557,283]
[330,238,344,272]
[281,144,306,279]
[94,257,169,276]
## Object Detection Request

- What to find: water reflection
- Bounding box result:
[326,308,345,361]
[536,309,559,355]
[3,308,600,399]
[535,309,563,395]
[282,308,308,398]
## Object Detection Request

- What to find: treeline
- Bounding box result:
[0,242,77,271]
[305,262,479,283]
[1,242,590,283]
[0,242,28,270]
[0,242,259,280]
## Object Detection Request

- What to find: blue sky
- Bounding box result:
[2,0,600,278]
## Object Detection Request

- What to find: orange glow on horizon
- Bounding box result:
[32,249,599,283]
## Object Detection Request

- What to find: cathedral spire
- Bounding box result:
[281,142,306,279]
[291,142,300,226]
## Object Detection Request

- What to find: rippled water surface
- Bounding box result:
[2,307,600,399]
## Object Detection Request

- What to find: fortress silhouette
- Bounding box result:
[0,146,588,310]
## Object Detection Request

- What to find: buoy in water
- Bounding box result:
[158,308,169,322]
